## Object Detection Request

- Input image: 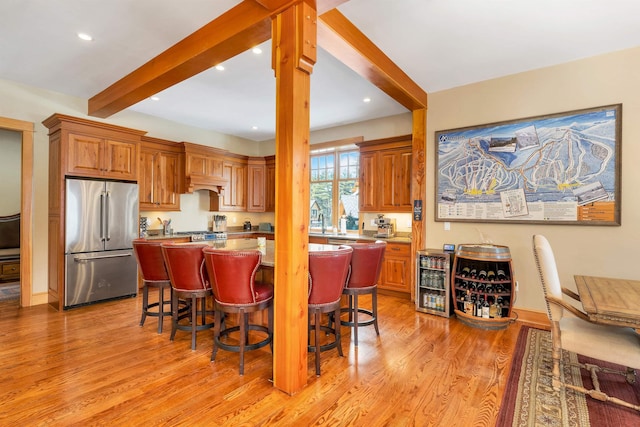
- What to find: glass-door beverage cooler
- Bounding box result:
[416,249,452,318]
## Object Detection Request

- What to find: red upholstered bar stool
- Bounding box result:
[132,238,173,334]
[161,243,214,350]
[203,248,273,376]
[308,246,353,376]
[340,241,386,346]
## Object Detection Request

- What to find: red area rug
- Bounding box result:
[497,326,640,426]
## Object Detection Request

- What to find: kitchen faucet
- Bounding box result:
[319,213,325,234]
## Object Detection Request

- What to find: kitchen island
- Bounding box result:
[194,238,341,268]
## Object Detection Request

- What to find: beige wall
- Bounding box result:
[2,45,639,311]
[0,128,21,215]
[426,46,640,313]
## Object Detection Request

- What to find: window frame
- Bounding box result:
[309,137,363,234]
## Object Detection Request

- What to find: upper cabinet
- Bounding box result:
[139,137,183,211]
[42,114,144,182]
[265,155,276,213]
[210,154,248,212]
[67,134,139,180]
[182,142,227,194]
[247,157,266,212]
[357,135,413,212]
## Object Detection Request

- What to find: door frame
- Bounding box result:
[0,117,33,307]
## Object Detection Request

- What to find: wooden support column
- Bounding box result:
[411,108,426,301]
[272,1,316,394]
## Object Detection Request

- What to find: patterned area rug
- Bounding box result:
[0,282,19,302]
[497,326,640,426]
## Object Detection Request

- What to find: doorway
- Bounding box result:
[0,117,33,307]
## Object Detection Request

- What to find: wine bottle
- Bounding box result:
[475,297,483,317]
[464,291,473,314]
[489,297,499,318]
[481,296,490,319]
[469,268,477,279]
[461,266,470,277]
[497,269,507,280]
[487,270,496,281]
[478,270,487,280]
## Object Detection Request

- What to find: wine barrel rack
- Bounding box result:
[451,244,516,330]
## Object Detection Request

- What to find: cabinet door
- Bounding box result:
[156,151,181,210]
[378,149,412,212]
[139,149,156,208]
[139,149,181,211]
[395,150,413,210]
[67,133,103,177]
[379,151,397,211]
[359,152,377,211]
[103,139,137,180]
[378,243,411,294]
[247,162,266,212]
[265,161,276,212]
[217,161,247,211]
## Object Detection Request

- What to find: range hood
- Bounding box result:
[184,174,228,194]
[182,142,229,194]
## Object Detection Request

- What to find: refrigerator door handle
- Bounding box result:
[105,191,111,241]
[100,192,106,242]
[73,253,133,263]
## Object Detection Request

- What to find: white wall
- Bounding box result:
[426,46,640,312]
[0,128,21,215]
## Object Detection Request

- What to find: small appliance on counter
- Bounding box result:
[243,219,252,231]
[375,214,396,238]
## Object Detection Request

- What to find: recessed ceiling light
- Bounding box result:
[252,47,263,55]
[215,65,225,71]
[77,32,93,41]
[363,97,371,103]
[150,96,160,101]
[251,126,259,130]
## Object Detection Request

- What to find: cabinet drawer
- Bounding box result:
[384,243,410,256]
[2,262,19,275]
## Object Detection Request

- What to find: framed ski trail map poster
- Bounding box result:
[435,104,621,225]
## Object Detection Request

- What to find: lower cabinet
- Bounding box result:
[378,242,411,297]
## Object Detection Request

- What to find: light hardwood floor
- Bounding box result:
[0,292,523,426]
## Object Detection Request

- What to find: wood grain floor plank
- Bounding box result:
[0,292,522,426]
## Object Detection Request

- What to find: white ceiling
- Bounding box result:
[1,0,640,141]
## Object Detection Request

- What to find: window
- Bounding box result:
[310,144,359,233]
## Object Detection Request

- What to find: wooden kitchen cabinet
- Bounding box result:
[67,132,138,181]
[265,155,276,212]
[378,242,411,298]
[42,113,145,310]
[247,157,266,212]
[182,142,227,194]
[357,135,413,213]
[210,154,247,212]
[139,137,183,211]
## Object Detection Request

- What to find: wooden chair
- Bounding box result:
[308,246,353,376]
[203,248,273,376]
[532,234,640,411]
[340,241,386,346]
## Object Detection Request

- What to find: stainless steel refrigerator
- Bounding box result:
[65,178,139,309]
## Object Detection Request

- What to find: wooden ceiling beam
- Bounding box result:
[89,0,350,118]
[88,1,271,118]
[318,8,428,111]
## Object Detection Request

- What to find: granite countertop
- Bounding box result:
[145,228,411,244]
